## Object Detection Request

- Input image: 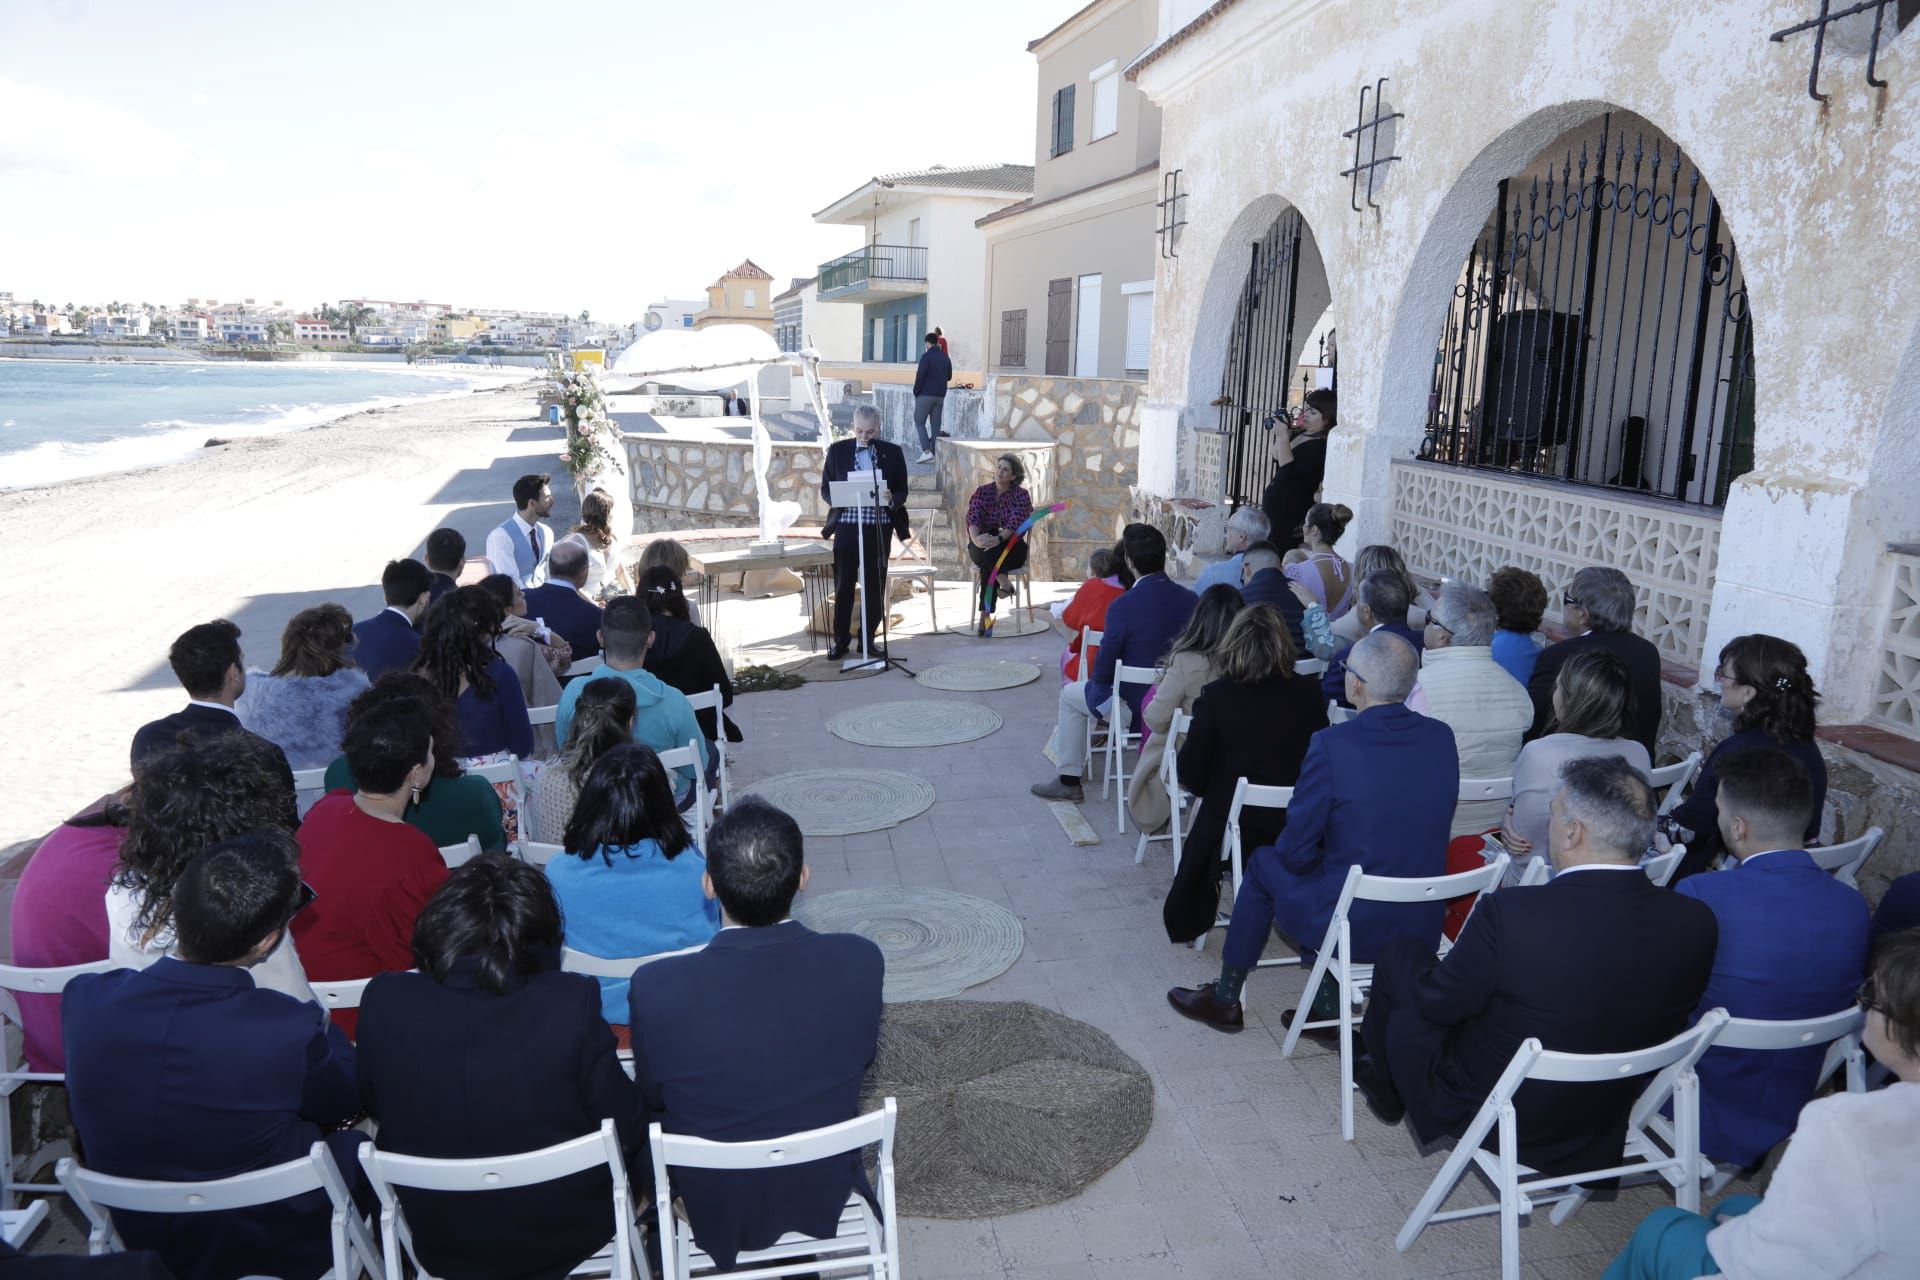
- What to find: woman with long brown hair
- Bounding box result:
[412,586,533,760]
[236,603,370,768]
[560,487,618,600]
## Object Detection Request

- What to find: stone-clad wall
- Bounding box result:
[621,431,827,534]
[983,375,1143,576]
[939,441,1062,581]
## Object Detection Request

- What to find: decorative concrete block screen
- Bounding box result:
[1872,549,1920,737]
[1389,459,1720,666]
[623,434,827,534]
[981,375,1143,575]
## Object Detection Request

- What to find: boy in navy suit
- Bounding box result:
[350,558,432,681]
[64,830,363,1280]
[627,798,883,1270]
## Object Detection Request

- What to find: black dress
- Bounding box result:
[1260,433,1328,549]
[644,614,741,744]
[1162,674,1328,942]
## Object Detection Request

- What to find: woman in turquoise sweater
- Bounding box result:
[547,743,718,1023]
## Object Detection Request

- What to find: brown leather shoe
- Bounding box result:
[1279,1007,1340,1046]
[1167,984,1244,1033]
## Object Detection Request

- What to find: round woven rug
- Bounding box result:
[914,660,1042,692]
[792,888,1023,1002]
[941,611,1052,639]
[827,699,1002,748]
[740,769,935,836]
[861,1000,1154,1218]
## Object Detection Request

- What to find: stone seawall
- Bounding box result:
[621,431,827,535]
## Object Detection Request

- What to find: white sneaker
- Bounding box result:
[915,450,933,464]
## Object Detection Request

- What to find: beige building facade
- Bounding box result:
[693,260,776,334]
[981,0,1163,381]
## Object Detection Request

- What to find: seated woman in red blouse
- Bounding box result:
[1053,543,1132,682]
[966,453,1034,633]
[293,695,449,1036]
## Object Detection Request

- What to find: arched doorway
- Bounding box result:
[1420,111,1754,508]
[1208,208,1332,510]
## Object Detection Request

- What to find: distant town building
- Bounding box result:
[980,0,1161,380]
[639,299,702,335]
[429,315,486,343]
[772,276,863,362]
[811,162,1033,369]
[294,318,351,346]
[693,260,776,334]
[169,315,210,342]
[88,314,152,338]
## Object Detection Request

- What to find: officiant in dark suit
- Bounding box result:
[820,405,909,659]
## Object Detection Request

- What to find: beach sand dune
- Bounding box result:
[0,382,559,853]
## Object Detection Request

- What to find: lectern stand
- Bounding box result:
[828,477,893,673]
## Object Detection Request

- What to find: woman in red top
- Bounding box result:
[1056,543,1133,682]
[294,695,448,1036]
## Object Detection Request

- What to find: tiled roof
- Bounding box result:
[874,163,1035,194]
[1126,0,1243,80]
[719,259,774,280]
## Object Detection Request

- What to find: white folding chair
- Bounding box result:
[518,841,564,868]
[683,684,732,811]
[294,765,332,818]
[1132,709,1193,869]
[1635,1005,1867,1199]
[1279,857,1511,1140]
[1101,663,1161,832]
[1651,751,1702,817]
[1458,776,1514,807]
[1809,826,1884,887]
[1206,778,1295,954]
[465,757,528,823]
[886,561,938,632]
[561,942,707,981]
[1640,844,1686,887]
[0,959,116,1208]
[527,704,558,728]
[1395,1009,1730,1280]
[657,739,711,848]
[58,1142,382,1280]
[1326,700,1355,725]
[0,1201,47,1248]
[360,1119,642,1280]
[1515,856,1551,887]
[310,976,377,1012]
[563,655,605,680]
[437,835,483,869]
[1075,627,1102,683]
[648,1099,899,1280]
[1293,657,1327,677]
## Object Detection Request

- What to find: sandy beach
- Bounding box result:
[0,381,560,855]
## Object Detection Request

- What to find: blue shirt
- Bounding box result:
[555,665,708,791]
[547,841,720,1022]
[1191,553,1245,597]
[1490,628,1540,687]
[456,656,534,758]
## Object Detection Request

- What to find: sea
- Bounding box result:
[0,357,528,489]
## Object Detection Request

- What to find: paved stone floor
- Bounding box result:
[727,578,1725,1279]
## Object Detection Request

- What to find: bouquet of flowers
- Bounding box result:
[549,355,618,480]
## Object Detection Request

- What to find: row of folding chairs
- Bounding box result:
[55,1105,900,1280]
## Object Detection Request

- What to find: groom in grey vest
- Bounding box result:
[484,473,556,587]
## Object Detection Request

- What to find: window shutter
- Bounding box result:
[1092,70,1118,140]
[1125,291,1152,372]
[1051,85,1076,157]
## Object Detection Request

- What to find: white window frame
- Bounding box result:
[1074,273,1103,377]
[1089,59,1120,142]
[1121,280,1154,375]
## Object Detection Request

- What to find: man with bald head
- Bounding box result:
[524,540,605,662]
[1170,631,1460,1034]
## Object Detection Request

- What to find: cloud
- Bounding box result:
[0,74,196,181]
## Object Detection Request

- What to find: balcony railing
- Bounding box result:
[818,244,929,296]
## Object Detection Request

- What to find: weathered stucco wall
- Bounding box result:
[1133,0,1920,730]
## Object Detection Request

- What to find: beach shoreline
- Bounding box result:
[0,381,562,853]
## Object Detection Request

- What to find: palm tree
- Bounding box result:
[267,320,294,345]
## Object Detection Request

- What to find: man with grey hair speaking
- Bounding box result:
[1408,581,1534,837]
[1353,755,1716,1178]
[1169,630,1458,1035]
[1191,507,1271,595]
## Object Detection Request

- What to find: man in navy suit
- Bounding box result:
[423,527,466,603]
[1676,747,1871,1170]
[523,541,604,661]
[351,558,432,681]
[1170,631,1456,1033]
[1235,541,1307,651]
[1323,571,1425,707]
[63,830,365,1280]
[1031,523,1197,804]
[1525,565,1664,755]
[627,798,884,1271]
[1352,757,1717,1178]
[129,620,294,796]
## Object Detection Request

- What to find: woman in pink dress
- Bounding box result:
[1281,502,1355,618]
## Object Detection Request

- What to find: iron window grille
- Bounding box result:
[1770,0,1911,102]
[1340,78,1403,213]
[1157,169,1188,259]
[1421,116,1756,509]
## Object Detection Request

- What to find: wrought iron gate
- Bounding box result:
[1218,210,1308,510]
[1421,115,1756,508]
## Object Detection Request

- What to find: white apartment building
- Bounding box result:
[811,163,1034,370]
[293,319,351,345]
[170,315,210,342]
[87,314,152,338]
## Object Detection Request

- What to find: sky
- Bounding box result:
[0,0,1049,321]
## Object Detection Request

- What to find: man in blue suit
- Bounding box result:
[1676,746,1872,1170]
[1323,571,1425,707]
[63,830,365,1280]
[627,798,883,1271]
[351,558,432,681]
[1031,523,1197,804]
[524,541,604,661]
[1236,540,1308,651]
[1170,631,1456,1033]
